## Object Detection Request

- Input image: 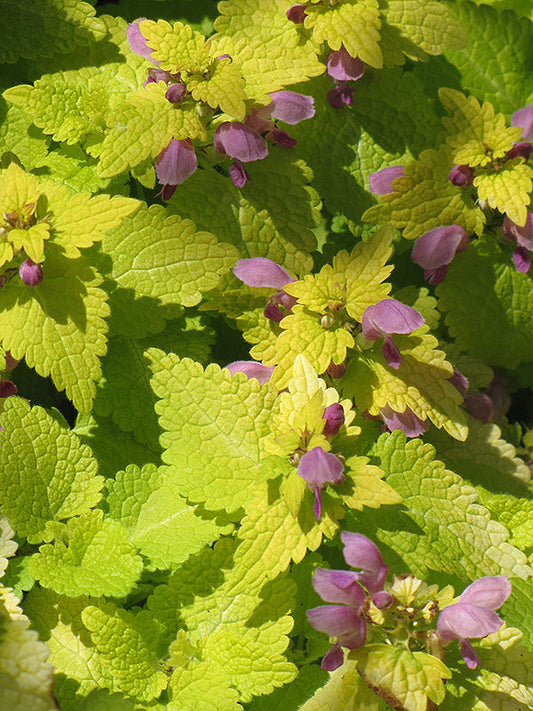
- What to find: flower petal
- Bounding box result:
[229,159,252,188]
[297,447,345,489]
[155,139,197,186]
[326,48,365,82]
[380,405,428,438]
[306,605,366,648]
[312,568,366,608]
[362,299,425,340]
[224,361,275,384]
[321,644,344,672]
[127,19,159,64]
[457,576,512,609]
[460,639,481,670]
[369,166,404,195]
[437,603,504,643]
[260,91,315,124]
[341,532,388,592]
[233,257,293,289]
[214,122,268,162]
[511,103,533,142]
[411,225,468,270]
[322,403,345,438]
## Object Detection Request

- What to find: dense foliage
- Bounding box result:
[1,0,533,709]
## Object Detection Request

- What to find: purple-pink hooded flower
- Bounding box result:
[297,447,344,519]
[326,48,365,83]
[307,533,389,670]
[362,299,425,369]
[503,212,533,273]
[326,83,354,109]
[155,138,197,200]
[411,225,468,285]
[127,19,159,64]
[379,405,429,438]
[214,122,268,187]
[224,361,275,385]
[233,257,297,322]
[437,576,511,669]
[246,91,314,148]
[286,4,307,23]
[369,166,405,195]
[511,103,533,142]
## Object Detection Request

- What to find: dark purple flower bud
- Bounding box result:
[224,361,275,384]
[229,159,252,188]
[513,245,531,273]
[156,139,197,193]
[306,604,366,649]
[379,405,428,438]
[487,374,511,421]
[341,532,388,593]
[0,379,17,398]
[372,590,393,609]
[362,299,424,369]
[297,447,344,519]
[411,225,468,285]
[506,142,532,162]
[161,184,177,201]
[263,301,285,322]
[437,576,511,669]
[322,403,345,438]
[320,643,344,671]
[267,128,297,148]
[368,166,405,195]
[464,392,494,423]
[3,351,18,371]
[448,367,469,397]
[327,360,347,379]
[19,259,43,286]
[326,48,365,82]
[448,164,475,187]
[259,91,315,125]
[165,83,187,104]
[214,122,268,162]
[127,19,160,64]
[326,84,353,109]
[233,257,293,289]
[511,103,533,142]
[286,4,307,23]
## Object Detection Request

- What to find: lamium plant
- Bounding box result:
[1,1,533,710]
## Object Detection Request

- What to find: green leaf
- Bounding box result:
[0,252,110,413]
[103,203,239,308]
[298,660,379,711]
[106,464,232,569]
[148,352,278,513]
[0,100,50,170]
[28,510,143,597]
[167,662,241,711]
[362,432,533,582]
[349,645,451,711]
[474,159,533,226]
[98,81,206,178]
[501,578,533,651]
[443,2,533,119]
[436,238,533,368]
[167,149,318,274]
[0,0,107,63]
[248,665,329,711]
[0,586,55,711]
[0,398,103,543]
[0,517,17,579]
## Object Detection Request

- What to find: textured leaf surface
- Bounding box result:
[168,150,318,274]
[0,0,106,63]
[0,101,50,170]
[28,510,143,597]
[0,398,102,543]
[0,517,17,579]
[299,660,379,710]
[443,2,533,118]
[0,254,109,412]
[106,464,232,569]
[501,578,533,651]
[103,203,238,308]
[436,240,533,368]
[0,587,55,711]
[149,352,278,512]
[474,161,533,226]
[363,432,532,582]
[363,146,486,238]
[167,663,240,711]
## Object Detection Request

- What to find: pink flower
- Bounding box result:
[224,361,275,384]
[214,122,268,163]
[127,19,159,64]
[437,576,511,669]
[379,405,428,438]
[322,403,345,438]
[258,91,315,125]
[341,532,389,593]
[448,164,475,187]
[155,139,197,200]
[503,212,533,273]
[369,166,405,195]
[362,299,424,369]
[326,83,353,109]
[297,447,345,519]
[326,48,365,82]
[233,257,297,322]
[511,103,533,142]
[411,225,468,285]
[286,4,307,24]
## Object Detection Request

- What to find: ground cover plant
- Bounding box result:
[1,0,533,709]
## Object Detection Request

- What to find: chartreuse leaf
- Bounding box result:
[98,81,206,179]
[0,252,110,413]
[0,517,17,579]
[106,464,232,570]
[299,661,379,711]
[476,492,533,552]
[0,0,106,63]
[501,578,533,651]
[443,2,533,118]
[214,0,324,99]
[0,586,55,711]
[363,432,532,581]
[380,0,467,64]
[167,662,240,711]
[0,398,103,544]
[148,352,278,513]
[474,159,533,227]
[0,101,50,170]
[28,510,143,597]
[349,645,451,711]
[80,603,167,702]
[138,19,208,74]
[345,326,469,440]
[168,149,318,274]
[103,203,238,308]
[304,0,383,68]
[439,88,523,168]
[436,238,533,368]
[363,145,486,238]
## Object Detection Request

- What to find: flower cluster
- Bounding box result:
[307,532,512,673]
